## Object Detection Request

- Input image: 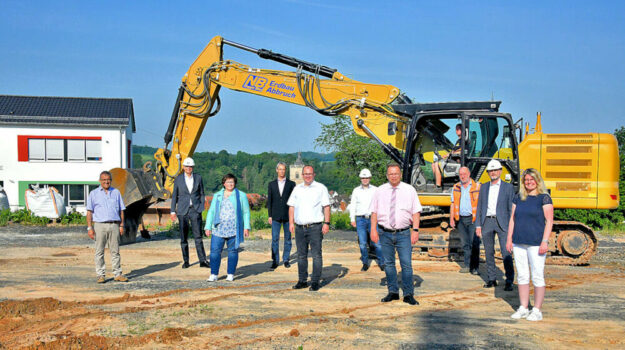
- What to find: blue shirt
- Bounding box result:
[512,193,553,245]
[86,186,126,222]
[450,183,473,216]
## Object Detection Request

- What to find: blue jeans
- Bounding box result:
[271,220,291,264]
[380,228,414,296]
[209,235,238,275]
[356,217,384,266]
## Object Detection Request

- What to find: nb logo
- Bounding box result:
[242,74,267,91]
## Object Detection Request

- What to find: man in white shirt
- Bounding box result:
[170,157,208,269]
[288,165,331,292]
[350,168,384,272]
[475,159,515,291]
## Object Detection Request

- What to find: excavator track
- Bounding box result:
[411,213,598,266]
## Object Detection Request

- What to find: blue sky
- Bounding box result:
[1,0,624,153]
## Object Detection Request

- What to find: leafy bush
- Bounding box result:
[331,212,354,230]
[59,211,87,225]
[0,209,10,226]
[6,209,50,226]
[251,208,271,230]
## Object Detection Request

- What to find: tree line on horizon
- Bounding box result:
[132,146,360,195]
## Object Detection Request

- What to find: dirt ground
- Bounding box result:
[1,225,624,349]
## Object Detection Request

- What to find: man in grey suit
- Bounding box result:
[170,157,208,269]
[475,159,515,291]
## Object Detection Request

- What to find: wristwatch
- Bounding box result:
[541,239,548,243]
[412,228,419,232]
[324,222,330,225]
[87,226,93,231]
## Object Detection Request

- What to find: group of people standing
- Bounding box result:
[448,159,553,321]
[85,155,553,321]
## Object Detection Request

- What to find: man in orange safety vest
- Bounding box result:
[449,166,481,274]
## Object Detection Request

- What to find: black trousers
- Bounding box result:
[179,210,207,264]
[295,223,323,284]
[482,217,514,283]
[457,215,480,270]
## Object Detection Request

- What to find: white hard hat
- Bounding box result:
[182,157,195,167]
[359,168,372,178]
[486,159,502,171]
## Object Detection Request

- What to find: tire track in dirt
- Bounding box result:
[3,270,624,349]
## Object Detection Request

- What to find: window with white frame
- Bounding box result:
[28,139,45,161]
[27,138,102,162]
[45,139,64,162]
[86,140,102,161]
[67,139,86,161]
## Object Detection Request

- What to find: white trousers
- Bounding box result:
[512,244,546,287]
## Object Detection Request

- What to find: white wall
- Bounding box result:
[0,124,132,210]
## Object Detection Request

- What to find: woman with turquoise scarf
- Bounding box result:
[204,173,251,282]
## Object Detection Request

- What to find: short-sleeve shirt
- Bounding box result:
[86,186,126,222]
[286,181,331,225]
[512,193,553,245]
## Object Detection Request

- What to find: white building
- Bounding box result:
[0,95,136,213]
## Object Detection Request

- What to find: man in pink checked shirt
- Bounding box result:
[370,163,422,305]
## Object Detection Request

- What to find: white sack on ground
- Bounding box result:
[25,185,66,219]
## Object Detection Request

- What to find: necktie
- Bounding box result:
[389,187,397,229]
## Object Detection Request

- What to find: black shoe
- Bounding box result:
[292,281,308,289]
[483,280,498,288]
[271,262,279,269]
[181,262,190,269]
[199,261,209,268]
[470,269,479,275]
[309,282,320,291]
[504,282,514,291]
[381,293,400,302]
[361,263,370,272]
[284,261,291,268]
[403,295,419,305]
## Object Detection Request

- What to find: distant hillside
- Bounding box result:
[131,146,354,195]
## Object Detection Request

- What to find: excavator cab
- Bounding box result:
[394,101,520,204]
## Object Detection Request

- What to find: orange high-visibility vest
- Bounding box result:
[452,180,480,222]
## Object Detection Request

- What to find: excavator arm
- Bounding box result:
[111,35,410,242]
[156,35,408,193]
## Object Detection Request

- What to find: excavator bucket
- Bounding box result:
[110,167,168,244]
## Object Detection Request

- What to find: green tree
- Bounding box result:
[315,115,392,191]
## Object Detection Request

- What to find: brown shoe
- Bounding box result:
[114,275,128,282]
[97,276,106,283]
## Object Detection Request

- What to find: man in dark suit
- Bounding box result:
[170,157,208,269]
[475,159,515,291]
[267,162,296,269]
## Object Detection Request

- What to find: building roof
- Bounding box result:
[0,95,136,132]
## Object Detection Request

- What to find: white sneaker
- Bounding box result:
[510,306,530,319]
[526,308,543,321]
[226,274,234,282]
[207,274,218,282]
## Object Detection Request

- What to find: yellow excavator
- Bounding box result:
[112,35,620,265]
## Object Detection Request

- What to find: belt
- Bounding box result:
[296,222,322,228]
[459,215,473,218]
[486,215,497,218]
[356,215,370,219]
[378,225,410,233]
[98,221,120,224]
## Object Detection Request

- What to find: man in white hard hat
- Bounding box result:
[349,168,384,272]
[171,157,209,269]
[475,159,515,291]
